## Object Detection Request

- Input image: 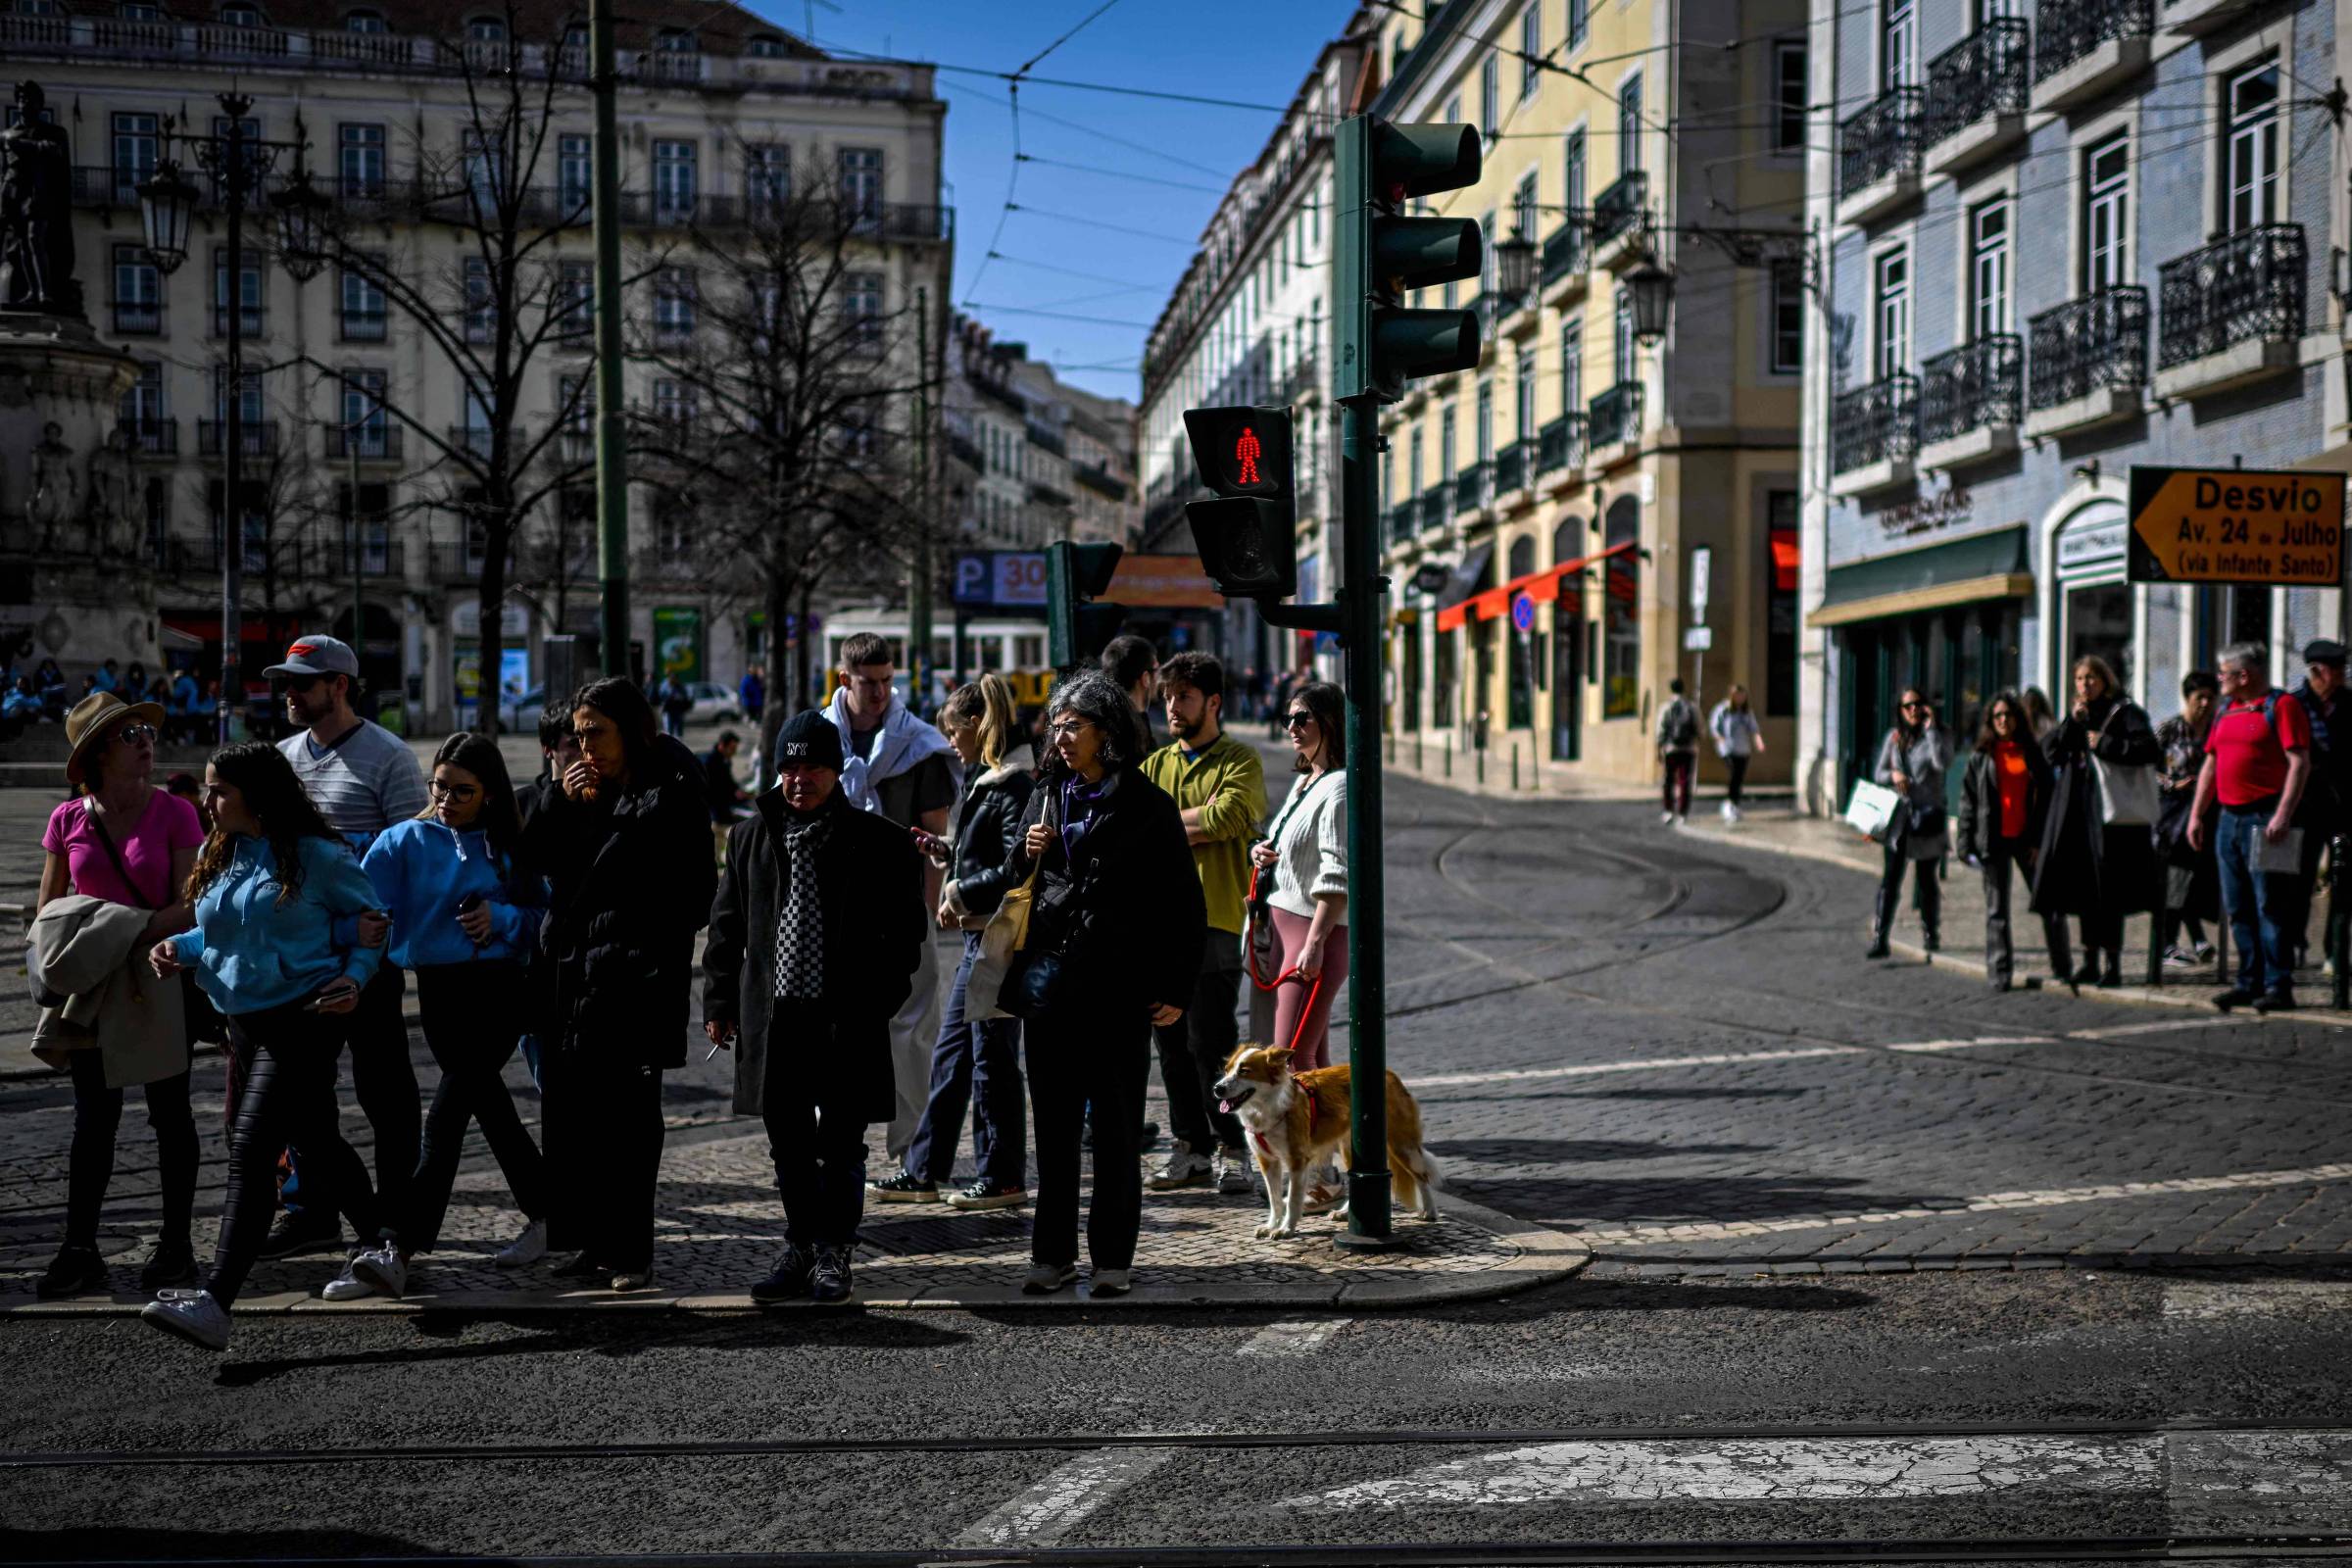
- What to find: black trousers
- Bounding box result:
[762,1004,870,1249]
[66,1049,197,1252]
[2048,911,2124,973]
[1980,836,2032,984]
[1027,1007,1151,1270]
[1153,938,1245,1156]
[210,1003,377,1306]
[1725,755,1750,807]
[1875,843,1940,940]
[543,1048,664,1274]
[285,962,416,1226]
[1662,753,1694,816]
[398,962,547,1254]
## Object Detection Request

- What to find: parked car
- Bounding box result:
[688,682,741,724]
[499,684,548,734]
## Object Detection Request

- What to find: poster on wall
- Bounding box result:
[453,643,534,722]
[653,607,705,682]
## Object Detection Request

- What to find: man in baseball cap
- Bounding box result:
[263,634,363,683]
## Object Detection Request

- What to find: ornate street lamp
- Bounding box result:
[1626,260,1674,344]
[135,160,201,275]
[1494,226,1537,302]
[270,166,331,282]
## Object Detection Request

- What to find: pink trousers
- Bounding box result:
[1268,906,1347,1071]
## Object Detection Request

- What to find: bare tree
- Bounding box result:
[189,400,331,656]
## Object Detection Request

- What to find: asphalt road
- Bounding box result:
[5,754,2351,1560]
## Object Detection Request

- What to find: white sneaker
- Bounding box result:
[351,1243,408,1298]
[1145,1143,1211,1191]
[140,1289,230,1351]
[1212,1149,1255,1195]
[1720,800,1736,821]
[495,1218,548,1268]
[1660,810,1676,826]
[1089,1267,1133,1297]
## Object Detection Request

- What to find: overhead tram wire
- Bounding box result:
[1016,154,1229,194]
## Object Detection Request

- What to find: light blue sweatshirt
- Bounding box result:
[171,834,385,1015]
[359,817,540,969]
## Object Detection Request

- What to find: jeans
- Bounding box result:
[1874,843,1940,941]
[543,1048,665,1273]
[763,1004,870,1248]
[1152,935,1245,1156]
[210,1003,378,1306]
[905,932,1027,1190]
[2216,800,2294,997]
[395,962,548,1254]
[284,963,416,1228]
[1662,752,1694,816]
[1725,754,1750,807]
[1979,836,2030,984]
[66,1049,197,1252]
[1027,1005,1150,1270]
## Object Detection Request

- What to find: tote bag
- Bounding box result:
[2092,755,2160,827]
[1843,778,1902,842]
[963,795,1053,1020]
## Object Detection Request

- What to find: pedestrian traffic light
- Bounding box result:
[1046,539,1126,669]
[1181,405,1297,600]
[1335,116,1485,403]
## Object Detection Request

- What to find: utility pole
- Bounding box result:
[909,285,933,711]
[591,0,629,679]
[220,107,248,744]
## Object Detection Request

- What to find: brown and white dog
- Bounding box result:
[1212,1044,1441,1239]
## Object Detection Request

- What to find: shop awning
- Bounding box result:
[1427,543,1494,633]
[2297,441,2352,475]
[1441,539,1638,630]
[1807,524,2032,629]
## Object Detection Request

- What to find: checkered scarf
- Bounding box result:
[771,804,835,1001]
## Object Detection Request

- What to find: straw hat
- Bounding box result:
[64,691,167,786]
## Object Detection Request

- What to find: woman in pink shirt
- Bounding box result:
[33,694,207,1299]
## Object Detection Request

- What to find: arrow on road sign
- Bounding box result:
[2128,466,2347,587]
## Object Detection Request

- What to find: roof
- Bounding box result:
[42,0,826,56]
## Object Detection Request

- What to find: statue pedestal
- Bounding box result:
[0,312,157,672]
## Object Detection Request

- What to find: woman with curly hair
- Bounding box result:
[139,743,386,1352]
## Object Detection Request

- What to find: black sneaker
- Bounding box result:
[809,1246,854,1303]
[2073,957,2103,986]
[2097,962,2123,989]
[35,1245,108,1300]
[867,1172,939,1203]
[2254,990,2297,1014]
[550,1250,607,1280]
[139,1239,200,1292]
[750,1243,815,1303]
[944,1181,1029,1212]
[2213,988,2257,1012]
[258,1211,342,1261]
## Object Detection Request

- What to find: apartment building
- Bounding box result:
[943,315,1140,552]
[2,0,949,728]
[1373,0,1806,791]
[1801,0,2345,811]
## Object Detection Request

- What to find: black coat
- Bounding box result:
[943,747,1036,923]
[1956,739,2053,864]
[1005,763,1205,1014]
[702,789,925,1121]
[519,733,716,1069]
[2032,696,2162,918]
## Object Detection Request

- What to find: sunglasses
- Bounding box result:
[282,675,324,694]
[109,723,158,745]
[1285,712,1316,731]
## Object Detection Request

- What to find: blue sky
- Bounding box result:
[747,0,1357,403]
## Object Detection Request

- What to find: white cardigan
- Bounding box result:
[1266,768,1348,919]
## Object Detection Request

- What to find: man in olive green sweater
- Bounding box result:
[1140,652,1264,1194]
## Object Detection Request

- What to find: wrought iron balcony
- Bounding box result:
[197,419,279,458]
[1536,413,1588,475]
[1422,481,1452,527]
[2156,223,2306,371]
[2034,0,2152,84]
[1494,441,1529,496]
[1839,85,1924,200]
[324,540,406,577]
[1831,373,1919,477]
[1541,220,1588,288]
[339,308,388,342]
[1454,460,1492,514]
[1588,382,1642,450]
[1387,497,1419,548]
[1923,20,2029,148]
[448,425,495,458]
[128,418,177,458]
[211,305,267,338]
[326,425,405,462]
[1590,172,1647,254]
[2027,286,2148,411]
[1920,335,2023,446]
[111,300,162,335]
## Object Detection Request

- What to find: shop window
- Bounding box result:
[1603,494,1640,718]
[1767,491,1798,715]
[1507,535,1536,728]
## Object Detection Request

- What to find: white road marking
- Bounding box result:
[1578,1162,2352,1247]
[2163,1279,2352,1320]
[1280,1430,2351,1510]
[1883,1035,2059,1053]
[956,1446,1180,1546]
[2072,1019,2255,1040]
[1415,1036,2080,1090]
[1237,1319,1343,1357]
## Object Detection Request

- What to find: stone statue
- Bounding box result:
[26,421,75,552]
[0,80,81,319]
[84,422,139,559]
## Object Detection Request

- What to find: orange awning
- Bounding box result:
[1437,539,1636,630]
[1771,530,1800,594]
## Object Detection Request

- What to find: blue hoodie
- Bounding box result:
[171,834,384,1015]
[360,817,542,969]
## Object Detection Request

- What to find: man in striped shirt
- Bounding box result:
[262,634,429,1259]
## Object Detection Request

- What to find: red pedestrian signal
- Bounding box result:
[1235,426,1262,487]
[1182,404,1297,600]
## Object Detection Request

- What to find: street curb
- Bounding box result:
[1676,816,2352,1030]
[0,1194,1587,1317]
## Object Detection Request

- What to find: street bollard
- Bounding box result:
[1476,747,1485,784]
[2334,833,2348,1011]
[1444,733,1452,777]
[2147,862,2166,990]
[1511,744,1519,792]
[1414,733,1423,770]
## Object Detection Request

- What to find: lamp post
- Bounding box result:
[135,93,320,744]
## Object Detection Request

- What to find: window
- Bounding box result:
[1408,428,1425,501]
[112,243,161,333]
[1561,316,1584,416]
[1476,380,1494,464]
[654,268,696,339]
[839,146,884,220]
[557,372,594,460]
[1514,349,1536,443]
[1770,261,1802,373]
[847,270,884,348]
[1513,172,1539,251]
[1482,55,1500,140]
[460,384,492,452]
[1874,248,1910,378]
[464,256,492,343]
[212,247,263,336]
[461,127,500,209]
[1883,0,1916,90]
[1567,0,1587,51]
[1440,402,1456,480]
[121,361,165,439]
[1563,129,1586,224]
[1970,198,2010,339]
[1774,41,1807,151]
[558,133,591,217]
[1766,490,1798,715]
[555,260,592,339]
[1618,74,1642,173]
[338,122,384,198]
[466,14,505,41]
[2082,133,2129,292]
[746,142,790,217]
[112,112,158,204]
[212,365,264,425]
[345,9,386,30]
[2226,62,2280,232]
[657,505,693,565]
[1602,496,1640,718]
[747,33,788,57]
[1613,291,1635,384]
[1519,6,1542,98]
[220,3,262,26]
[653,139,697,223]
[342,368,389,455]
[655,26,693,51]
[339,262,386,341]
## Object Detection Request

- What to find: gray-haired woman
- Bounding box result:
[1867,688,1953,958]
[1001,671,1205,1298]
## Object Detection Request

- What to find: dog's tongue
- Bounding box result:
[1218,1099,1234,1114]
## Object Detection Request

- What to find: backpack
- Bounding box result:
[1661,699,1698,750]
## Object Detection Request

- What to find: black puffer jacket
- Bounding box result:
[520,733,716,1069]
[942,745,1036,925]
[1955,738,2053,863]
[1004,762,1204,1013]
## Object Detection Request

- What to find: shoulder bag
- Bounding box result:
[82,801,218,1047]
[964,792,1052,1020]
[2090,710,2161,827]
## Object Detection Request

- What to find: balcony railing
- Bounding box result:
[128,418,177,457]
[323,540,405,577]
[2156,223,2305,371]
[1421,481,1452,527]
[1590,172,1647,252]
[326,425,405,461]
[1453,460,1492,514]
[1832,373,1920,476]
[1839,85,1924,199]
[1494,440,1529,495]
[339,308,388,342]
[111,300,163,335]
[197,419,280,457]
[211,305,267,338]
[1026,421,1067,458]
[448,425,494,458]
[1541,220,1588,287]
[2027,285,2149,410]
[1920,335,2023,446]
[1387,498,1419,548]
[1536,413,1588,475]
[1280,352,1321,403]
[1588,382,1642,450]
[638,48,705,82]
[1923,19,2029,146]
[2034,0,2153,84]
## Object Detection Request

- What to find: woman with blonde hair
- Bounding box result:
[2033,654,2161,988]
[869,673,1039,1211]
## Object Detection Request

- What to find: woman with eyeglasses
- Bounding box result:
[2032,654,2161,988]
[1004,670,1204,1298]
[1251,681,1349,1074]
[31,694,206,1299]
[323,734,551,1302]
[1956,691,2053,992]
[1867,689,1954,959]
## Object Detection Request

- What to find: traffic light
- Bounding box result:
[1335,117,1485,403]
[1046,539,1126,669]
[1181,405,1296,600]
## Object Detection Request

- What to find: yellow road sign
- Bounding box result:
[2128,466,2346,586]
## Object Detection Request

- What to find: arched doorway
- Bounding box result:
[1551,514,1586,760]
